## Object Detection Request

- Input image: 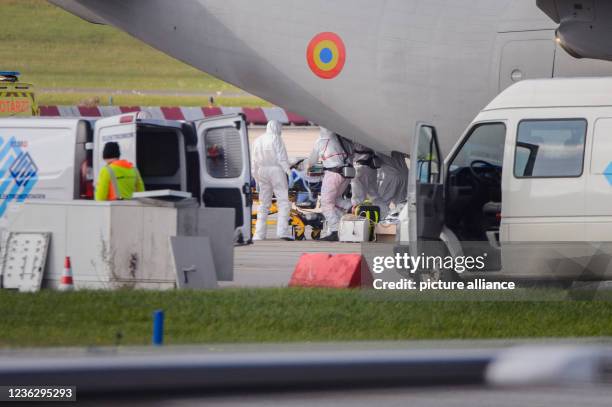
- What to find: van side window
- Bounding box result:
[204,127,243,179]
[514,119,587,178]
[416,125,441,184]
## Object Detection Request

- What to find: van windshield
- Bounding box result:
[450,123,506,172]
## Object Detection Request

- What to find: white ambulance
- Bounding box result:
[0,113,253,243]
[405,77,612,281]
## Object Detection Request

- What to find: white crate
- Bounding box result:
[338,216,370,242]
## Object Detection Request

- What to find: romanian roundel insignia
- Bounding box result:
[306,32,346,79]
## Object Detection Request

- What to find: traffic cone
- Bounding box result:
[59,256,74,291]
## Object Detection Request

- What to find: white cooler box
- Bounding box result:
[338,215,370,242]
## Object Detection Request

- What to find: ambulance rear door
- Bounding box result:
[195,114,252,243]
[93,113,138,186]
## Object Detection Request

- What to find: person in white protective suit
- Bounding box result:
[378,152,409,219]
[308,128,353,241]
[251,120,293,241]
[351,143,384,210]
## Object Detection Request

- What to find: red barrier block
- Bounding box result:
[242,107,267,125]
[286,111,310,126]
[78,106,101,117]
[120,106,141,113]
[161,106,185,120]
[202,107,223,117]
[39,105,60,117]
[289,253,371,288]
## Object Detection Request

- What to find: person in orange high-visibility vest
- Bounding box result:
[95,142,145,201]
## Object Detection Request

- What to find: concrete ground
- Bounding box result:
[228,240,361,287]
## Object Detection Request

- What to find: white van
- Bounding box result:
[0,113,252,242]
[405,77,612,281]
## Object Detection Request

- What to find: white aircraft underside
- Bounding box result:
[50,0,612,156]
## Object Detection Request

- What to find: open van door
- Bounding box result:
[408,123,444,252]
[195,114,252,244]
[93,113,138,186]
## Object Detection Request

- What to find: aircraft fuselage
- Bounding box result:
[50,0,612,155]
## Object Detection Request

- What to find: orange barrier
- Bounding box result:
[289,253,372,288]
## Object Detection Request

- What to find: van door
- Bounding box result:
[93,113,138,186]
[445,122,506,271]
[195,114,252,243]
[503,117,588,280]
[408,123,444,251]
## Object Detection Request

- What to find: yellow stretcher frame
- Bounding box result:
[251,200,323,240]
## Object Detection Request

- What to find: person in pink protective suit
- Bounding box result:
[308,127,353,242]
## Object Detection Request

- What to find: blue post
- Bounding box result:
[152,310,164,346]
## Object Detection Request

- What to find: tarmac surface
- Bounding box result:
[230,240,361,287]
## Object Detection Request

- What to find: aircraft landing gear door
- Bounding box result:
[408,123,444,253]
[195,114,252,244]
[495,31,556,92]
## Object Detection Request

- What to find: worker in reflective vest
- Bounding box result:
[95,142,145,201]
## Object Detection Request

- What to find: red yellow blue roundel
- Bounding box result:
[307,32,346,79]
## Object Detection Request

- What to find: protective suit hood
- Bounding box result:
[266,120,282,137]
[319,127,335,139]
[251,120,291,175]
[308,127,351,169]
